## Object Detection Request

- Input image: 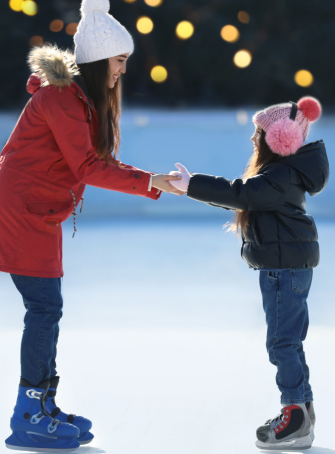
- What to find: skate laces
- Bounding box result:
[270,408,289,432]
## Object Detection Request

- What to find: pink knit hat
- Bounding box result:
[252,97,322,156]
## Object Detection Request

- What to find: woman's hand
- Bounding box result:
[152,174,185,196]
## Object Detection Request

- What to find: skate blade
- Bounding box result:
[255,433,312,451]
[6,444,79,453]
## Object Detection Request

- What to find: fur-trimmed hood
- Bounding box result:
[27,44,80,90]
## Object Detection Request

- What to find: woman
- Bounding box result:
[1,0,182,451]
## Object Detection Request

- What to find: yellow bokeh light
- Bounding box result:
[238,11,250,24]
[50,20,64,32]
[144,0,163,6]
[123,0,136,3]
[136,16,154,34]
[294,70,314,87]
[22,0,38,16]
[9,0,23,12]
[151,66,168,83]
[66,23,78,36]
[29,35,43,47]
[176,21,194,40]
[221,25,240,43]
[233,50,252,68]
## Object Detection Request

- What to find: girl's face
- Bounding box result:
[251,126,262,148]
[108,53,130,88]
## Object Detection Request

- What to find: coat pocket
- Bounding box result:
[26,200,73,225]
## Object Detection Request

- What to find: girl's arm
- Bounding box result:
[187,165,291,211]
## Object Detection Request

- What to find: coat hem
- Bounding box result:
[0,265,63,278]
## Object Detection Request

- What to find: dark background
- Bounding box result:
[1,0,335,109]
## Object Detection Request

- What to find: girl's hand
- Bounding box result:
[152,174,184,196]
[168,163,191,192]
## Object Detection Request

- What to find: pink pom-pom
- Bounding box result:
[297,96,322,123]
[266,118,304,156]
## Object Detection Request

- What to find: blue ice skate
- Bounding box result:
[45,376,94,445]
[5,379,80,452]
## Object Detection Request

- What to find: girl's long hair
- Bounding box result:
[228,129,279,237]
[77,58,121,164]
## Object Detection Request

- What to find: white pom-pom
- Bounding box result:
[81,0,110,15]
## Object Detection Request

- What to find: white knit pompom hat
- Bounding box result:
[74,0,134,64]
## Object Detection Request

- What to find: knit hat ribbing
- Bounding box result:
[74,0,134,64]
[252,97,322,156]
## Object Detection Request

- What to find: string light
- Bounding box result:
[144,0,163,6]
[50,20,64,32]
[29,35,43,47]
[151,66,168,83]
[22,1,38,16]
[176,21,194,40]
[9,0,23,12]
[294,70,314,87]
[66,23,78,36]
[136,17,154,34]
[233,50,252,68]
[238,11,250,24]
[221,25,240,43]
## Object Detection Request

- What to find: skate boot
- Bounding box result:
[45,376,94,445]
[306,402,315,442]
[255,403,313,450]
[5,379,80,452]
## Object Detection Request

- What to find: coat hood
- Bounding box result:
[280,140,329,197]
[27,44,80,94]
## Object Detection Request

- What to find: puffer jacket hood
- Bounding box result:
[281,140,329,196]
[27,44,80,94]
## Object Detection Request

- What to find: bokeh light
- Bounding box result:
[144,0,163,6]
[9,0,23,12]
[233,50,252,68]
[238,11,250,24]
[50,20,64,33]
[151,66,168,83]
[66,23,78,36]
[29,35,43,47]
[176,21,194,40]
[123,0,136,2]
[294,70,314,87]
[136,17,154,34]
[221,25,240,43]
[22,1,38,16]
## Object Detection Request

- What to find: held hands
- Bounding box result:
[168,163,191,192]
[151,163,191,196]
[151,174,184,196]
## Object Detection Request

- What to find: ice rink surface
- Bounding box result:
[0,219,334,454]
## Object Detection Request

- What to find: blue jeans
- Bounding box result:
[259,268,313,405]
[11,274,63,386]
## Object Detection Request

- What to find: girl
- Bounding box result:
[170,97,329,450]
[0,0,182,451]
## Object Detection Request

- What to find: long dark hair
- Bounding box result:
[228,129,279,236]
[77,58,121,164]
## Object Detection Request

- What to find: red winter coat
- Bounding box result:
[0,45,160,278]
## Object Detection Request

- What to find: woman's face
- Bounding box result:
[108,53,130,89]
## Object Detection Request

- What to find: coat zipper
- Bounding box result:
[69,184,84,238]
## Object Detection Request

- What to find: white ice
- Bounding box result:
[0,110,334,454]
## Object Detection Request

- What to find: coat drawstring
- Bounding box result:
[70,190,84,238]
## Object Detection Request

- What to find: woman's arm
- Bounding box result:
[43,87,181,198]
[187,164,291,211]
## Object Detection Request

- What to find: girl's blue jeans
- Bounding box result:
[11,274,63,386]
[259,268,313,405]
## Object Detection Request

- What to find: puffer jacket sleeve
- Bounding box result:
[187,164,291,211]
[42,86,160,200]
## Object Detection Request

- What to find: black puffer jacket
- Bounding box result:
[187,140,329,269]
